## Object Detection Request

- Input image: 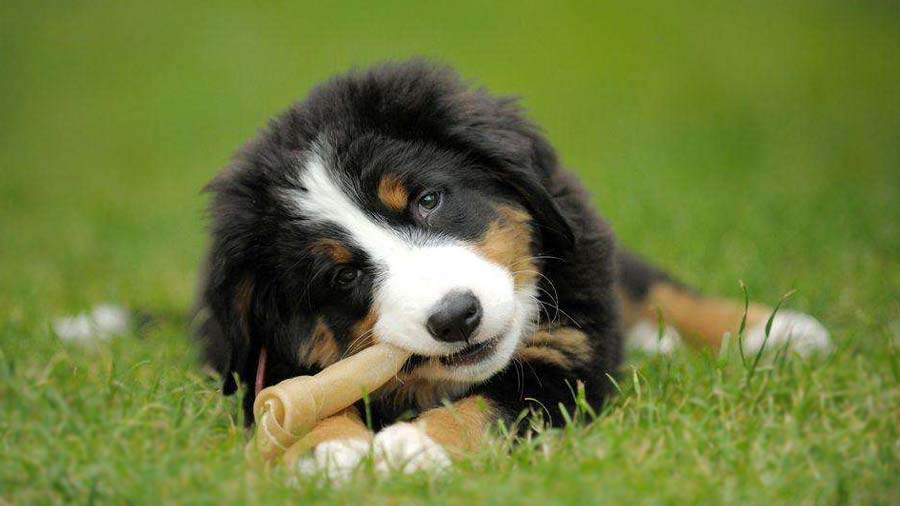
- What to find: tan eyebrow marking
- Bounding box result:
[308,238,353,263]
[377,174,409,212]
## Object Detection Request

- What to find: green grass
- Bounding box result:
[1,1,898,504]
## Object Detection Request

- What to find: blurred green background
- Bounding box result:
[1,1,897,319]
[1,2,899,503]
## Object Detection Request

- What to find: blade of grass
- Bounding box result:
[746,289,796,388]
[737,281,750,368]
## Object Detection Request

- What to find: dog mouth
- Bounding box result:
[437,335,502,366]
[401,335,504,372]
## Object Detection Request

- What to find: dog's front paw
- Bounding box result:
[373,423,450,474]
[295,438,370,483]
[744,310,831,355]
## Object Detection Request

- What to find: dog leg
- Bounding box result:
[617,251,829,354]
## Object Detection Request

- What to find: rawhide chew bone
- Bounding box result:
[251,343,411,463]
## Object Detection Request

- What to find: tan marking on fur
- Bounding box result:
[281,407,372,466]
[346,309,378,356]
[642,283,771,349]
[373,350,477,410]
[373,371,470,411]
[299,318,341,368]
[547,327,592,357]
[516,346,570,368]
[474,205,535,288]
[234,275,254,340]
[308,238,352,263]
[377,174,409,212]
[417,396,497,456]
[520,326,592,367]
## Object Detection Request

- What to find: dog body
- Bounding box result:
[195,61,828,472]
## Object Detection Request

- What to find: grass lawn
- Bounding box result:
[1,1,898,504]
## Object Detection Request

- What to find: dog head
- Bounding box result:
[199,60,573,399]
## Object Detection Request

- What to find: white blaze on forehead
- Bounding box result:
[289,152,415,263]
[285,151,523,364]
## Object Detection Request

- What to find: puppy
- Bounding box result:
[194,60,828,473]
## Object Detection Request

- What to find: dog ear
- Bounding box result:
[448,90,576,253]
[194,252,258,396]
[474,114,575,253]
[526,131,576,251]
[196,153,270,396]
[499,164,575,254]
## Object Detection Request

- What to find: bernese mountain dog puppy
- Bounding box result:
[194,60,828,474]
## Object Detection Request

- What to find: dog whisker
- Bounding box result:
[341,328,378,359]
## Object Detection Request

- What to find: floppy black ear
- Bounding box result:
[501,164,575,253]
[446,88,576,253]
[195,151,272,396]
[484,118,576,254]
[193,253,257,396]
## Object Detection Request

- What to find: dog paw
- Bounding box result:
[373,423,450,474]
[295,438,370,483]
[626,320,681,354]
[744,310,831,355]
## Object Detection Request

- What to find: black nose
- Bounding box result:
[426,290,483,343]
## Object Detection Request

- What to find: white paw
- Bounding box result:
[627,320,681,354]
[373,423,450,474]
[295,438,369,483]
[743,310,831,355]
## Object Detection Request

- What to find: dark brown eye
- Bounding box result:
[417,191,442,216]
[334,266,360,286]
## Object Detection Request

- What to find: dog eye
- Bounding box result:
[333,266,361,286]
[416,191,442,217]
